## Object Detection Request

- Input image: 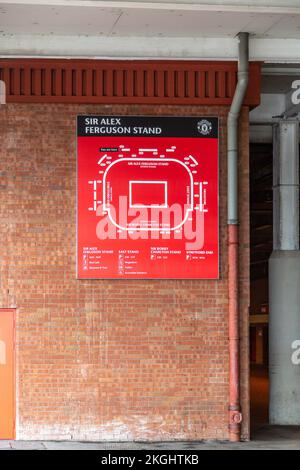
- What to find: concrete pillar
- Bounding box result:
[269,120,300,424]
[273,121,299,251]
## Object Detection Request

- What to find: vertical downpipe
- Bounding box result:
[227,32,249,442]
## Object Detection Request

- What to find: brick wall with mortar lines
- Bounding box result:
[0,104,249,441]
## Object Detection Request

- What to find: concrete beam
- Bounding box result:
[2,35,300,61]
[0,35,237,59]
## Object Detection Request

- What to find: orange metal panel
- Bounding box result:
[0,309,15,440]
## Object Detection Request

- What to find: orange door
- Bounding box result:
[0,309,15,439]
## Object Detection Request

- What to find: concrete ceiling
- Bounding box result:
[1,1,300,59]
[1,1,300,38]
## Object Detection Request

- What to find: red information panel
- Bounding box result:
[77,116,219,279]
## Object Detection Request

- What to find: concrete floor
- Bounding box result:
[0,425,300,450]
[1,367,299,450]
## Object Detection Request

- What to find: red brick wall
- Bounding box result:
[0,104,249,441]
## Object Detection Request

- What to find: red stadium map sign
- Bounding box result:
[77,116,219,279]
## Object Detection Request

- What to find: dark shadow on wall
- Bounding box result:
[249,143,273,434]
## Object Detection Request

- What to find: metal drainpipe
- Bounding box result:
[227,32,249,442]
